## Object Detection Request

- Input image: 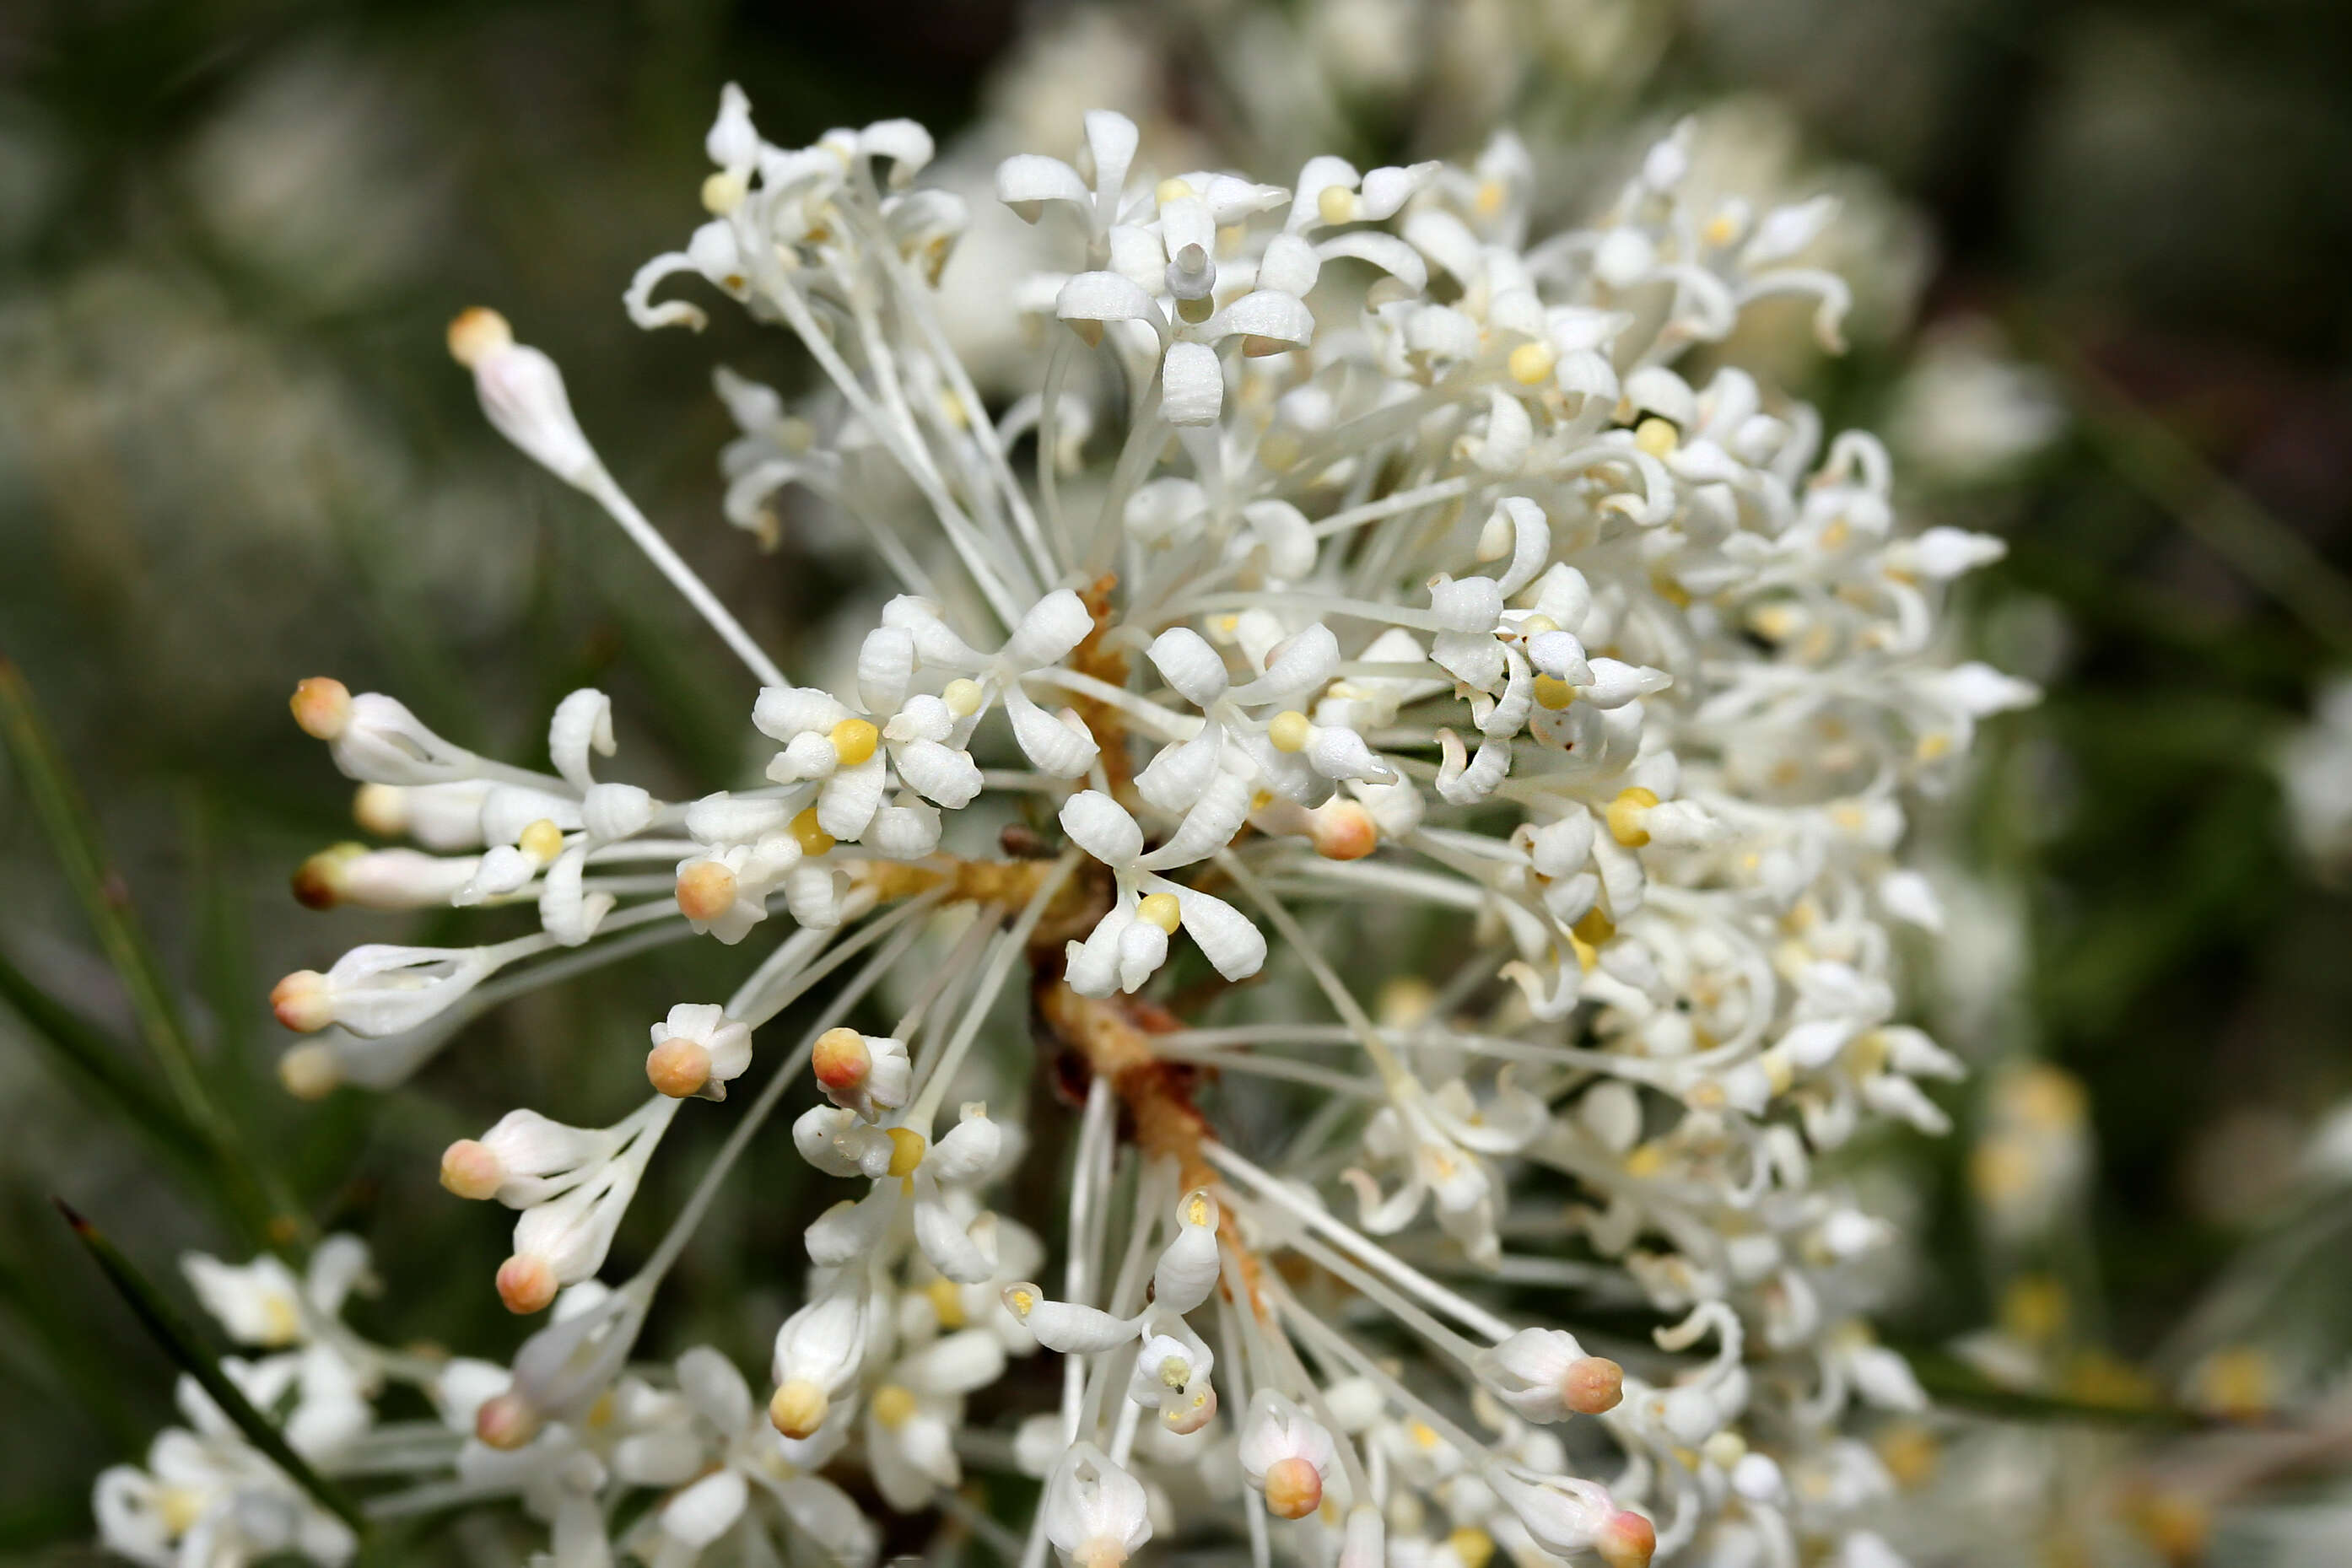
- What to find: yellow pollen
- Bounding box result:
[1572,907,1616,947]
[790,806,836,856]
[1137,892,1182,934]
[1185,1194,1211,1226]
[1407,1420,1440,1450]
[1474,178,1508,218]
[1268,711,1313,753]
[1533,674,1576,710]
[700,170,746,215]
[519,818,564,862]
[1160,1355,1189,1389]
[1156,177,1197,203]
[1915,731,1953,762]
[1702,213,1740,248]
[886,1127,928,1178]
[1508,341,1557,385]
[1624,1141,1669,1178]
[159,1485,206,1536]
[1607,787,1659,847]
[925,1277,967,1329]
[1317,186,1358,224]
[1633,417,1679,458]
[1007,1287,1036,1317]
[942,678,984,717]
[1449,1527,1497,1568]
[871,1383,920,1430]
[828,717,879,766]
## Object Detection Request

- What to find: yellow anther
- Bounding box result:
[1177,294,1215,326]
[1508,341,1557,385]
[1137,892,1182,934]
[1701,212,1741,249]
[1184,1192,1212,1227]
[1915,731,1953,762]
[1533,674,1576,711]
[1257,431,1301,471]
[1571,908,1616,947]
[1317,186,1358,224]
[1701,1431,1747,1471]
[1624,1141,1668,1178]
[871,1383,920,1430]
[519,818,564,862]
[886,1127,928,1178]
[1875,1421,1938,1488]
[1474,178,1508,218]
[1407,1420,1440,1450]
[829,717,879,766]
[1156,177,1197,204]
[1761,1053,1794,1097]
[1633,417,1679,458]
[159,1486,206,1535]
[586,1390,616,1430]
[1006,1286,1036,1317]
[1449,1527,1497,1568]
[445,308,513,369]
[925,1277,967,1328]
[1607,787,1659,847]
[1842,1030,1889,1079]
[790,807,836,856]
[701,170,747,215]
[776,417,816,455]
[942,677,984,717]
[1518,614,1558,636]
[769,1379,828,1439]
[1160,1355,1189,1389]
[1268,711,1313,753]
[1819,518,1852,549]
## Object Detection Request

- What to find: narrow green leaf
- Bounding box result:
[55,1200,368,1538]
[0,657,305,1247]
[0,943,213,1175]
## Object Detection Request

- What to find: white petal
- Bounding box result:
[1162,340,1224,427]
[1059,790,1144,867]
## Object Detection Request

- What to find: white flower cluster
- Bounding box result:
[110,84,2035,1568]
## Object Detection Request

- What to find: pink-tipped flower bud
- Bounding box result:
[440,1139,504,1200]
[1596,1511,1657,1568]
[1563,1355,1625,1415]
[270,971,332,1032]
[473,1390,541,1451]
[646,1036,712,1099]
[1263,1455,1324,1519]
[290,677,353,740]
[496,1253,558,1315]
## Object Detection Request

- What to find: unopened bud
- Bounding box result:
[495,1253,558,1315]
[676,860,738,923]
[277,1043,340,1102]
[1563,1355,1624,1415]
[769,1377,828,1438]
[812,1026,870,1091]
[1596,1511,1657,1568]
[290,677,353,740]
[1311,799,1378,861]
[440,1139,504,1200]
[270,971,332,1032]
[1264,1455,1324,1519]
[446,307,514,369]
[646,1036,713,1098]
[474,1390,541,1451]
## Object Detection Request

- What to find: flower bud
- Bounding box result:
[496,1253,559,1314]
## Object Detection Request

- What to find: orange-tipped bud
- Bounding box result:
[646,1037,712,1098]
[1595,1511,1656,1568]
[1563,1355,1625,1415]
[812,1026,871,1091]
[447,307,514,369]
[292,843,364,909]
[440,1139,504,1200]
[270,971,332,1032]
[290,677,352,740]
[474,1390,540,1451]
[769,1377,828,1438]
[1311,799,1378,861]
[1264,1456,1324,1520]
[495,1253,558,1315]
[676,860,737,924]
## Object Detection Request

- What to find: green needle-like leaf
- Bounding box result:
[56,1200,368,1539]
[0,657,306,1247]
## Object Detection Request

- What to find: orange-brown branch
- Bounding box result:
[1035,978,1265,1311]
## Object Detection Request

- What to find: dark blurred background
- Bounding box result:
[3,1,2349,1561]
